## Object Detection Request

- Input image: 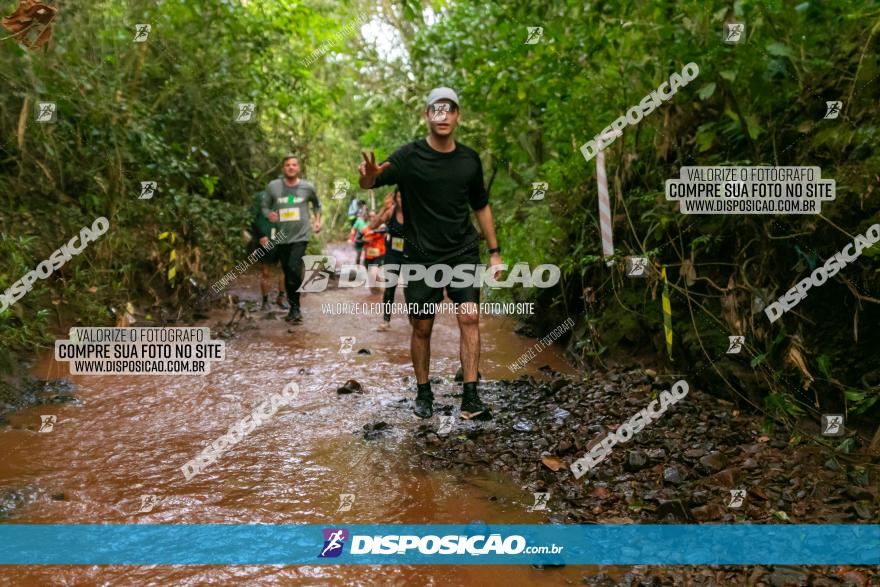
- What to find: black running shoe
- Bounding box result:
[460,382,492,420]
[285,307,303,323]
[413,385,434,419]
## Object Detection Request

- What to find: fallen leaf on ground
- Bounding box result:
[541,455,567,471]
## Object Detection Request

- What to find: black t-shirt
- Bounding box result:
[374,139,488,262]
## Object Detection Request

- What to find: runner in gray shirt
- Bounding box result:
[261,155,321,323]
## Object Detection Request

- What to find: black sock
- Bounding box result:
[417,382,432,397]
[262,295,268,303]
[462,381,478,394]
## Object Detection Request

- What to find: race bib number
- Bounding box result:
[366,247,380,257]
[391,237,404,252]
[279,208,301,222]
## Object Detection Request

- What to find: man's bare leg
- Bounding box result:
[411,315,435,418]
[456,302,480,382]
[457,301,490,419]
[274,268,288,309]
[260,264,271,298]
[410,315,434,384]
[259,264,271,309]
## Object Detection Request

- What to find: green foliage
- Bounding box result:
[353,0,879,422]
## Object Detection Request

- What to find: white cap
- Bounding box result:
[426,87,460,108]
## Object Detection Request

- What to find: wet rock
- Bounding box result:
[625,450,650,472]
[768,566,809,587]
[689,491,708,506]
[655,499,692,521]
[429,376,443,385]
[741,458,759,470]
[663,466,684,485]
[425,433,440,446]
[337,379,362,394]
[699,451,727,472]
[645,448,666,461]
[713,467,740,488]
[551,407,571,421]
[684,448,706,459]
[852,502,872,520]
[690,504,724,522]
[846,486,875,502]
[839,570,869,587]
[556,439,573,453]
[513,420,534,433]
[847,466,871,487]
[550,379,568,393]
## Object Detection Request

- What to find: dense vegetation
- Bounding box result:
[1,0,877,439]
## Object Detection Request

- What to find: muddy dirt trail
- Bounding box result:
[0,243,598,586]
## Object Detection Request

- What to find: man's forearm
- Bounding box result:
[474,205,498,248]
[359,176,376,189]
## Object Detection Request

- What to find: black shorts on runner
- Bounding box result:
[403,246,481,319]
[365,255,384,267]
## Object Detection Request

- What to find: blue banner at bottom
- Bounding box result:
[0,524,877,565]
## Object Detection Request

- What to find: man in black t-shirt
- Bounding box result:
[357,87,502,421]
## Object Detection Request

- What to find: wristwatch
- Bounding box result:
[488,246,501,255]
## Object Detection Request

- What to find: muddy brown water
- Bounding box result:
[0,244,622,586]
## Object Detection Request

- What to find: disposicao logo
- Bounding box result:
[318,528,349,558]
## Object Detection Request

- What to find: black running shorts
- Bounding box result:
[403,247,481,319]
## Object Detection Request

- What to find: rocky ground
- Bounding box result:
[402,366,879,586]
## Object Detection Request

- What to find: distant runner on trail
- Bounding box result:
[248,190,287,311]
[372,191,404,331]
[261,155,322,323]
[357,87,502,420]
[349,211,368,265]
